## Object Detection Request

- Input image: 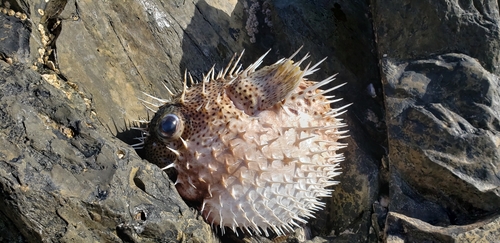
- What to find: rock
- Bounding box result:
[372,0,500,74]
[0,11,30,64]
[385,212,500,243]
[1,0,382,242]
[4,0,499,242]
[375,0,500,240]
[0,210,24,243]
[381,53,500,242]
[0,62,216,242]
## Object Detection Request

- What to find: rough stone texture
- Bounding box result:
[384,54,500,215]
[1,0,381,242]
[380,53,500,242]
[385,212,500,242]
[0,11,30,64]
[374,0,500,242]
[373,0,500,74]
[1,0,499,242]
[0,62,216,242]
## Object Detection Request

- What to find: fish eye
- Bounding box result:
[158,114,182,139]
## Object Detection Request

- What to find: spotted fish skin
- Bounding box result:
[141,49,348,236]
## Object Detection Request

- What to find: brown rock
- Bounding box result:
[385,212,500,243]
[24,0,500,242]
[8,0,500,241]
[0,62,216,242]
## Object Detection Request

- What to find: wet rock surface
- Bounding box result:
[0,0,499,242]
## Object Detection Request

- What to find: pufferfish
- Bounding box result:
[137,48,349,236]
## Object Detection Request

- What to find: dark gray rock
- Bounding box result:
[1,0,381,242]
[0,62,216,242]
[385,212,500,243]
[3,0,499,242]
[374,0,500,241]
[381,53,500,242]
[0,12,30,64]
[373,0,500,74]
[0,210,25,243]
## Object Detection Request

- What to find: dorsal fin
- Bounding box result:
[226,59,305,115]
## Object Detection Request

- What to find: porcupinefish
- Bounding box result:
[137,48,349,236]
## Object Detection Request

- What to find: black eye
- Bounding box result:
[159,114,180,138]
